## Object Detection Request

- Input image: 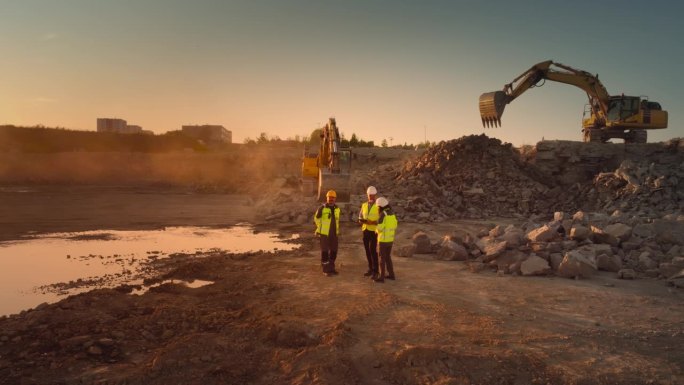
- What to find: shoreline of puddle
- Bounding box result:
[0,225,299,316]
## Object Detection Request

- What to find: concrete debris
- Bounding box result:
[520,255,551,276]
[366,135,683,222]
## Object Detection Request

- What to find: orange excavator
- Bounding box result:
[301,117,352,202]
[479,60,668,143]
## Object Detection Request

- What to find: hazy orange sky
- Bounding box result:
[1,0,682,145]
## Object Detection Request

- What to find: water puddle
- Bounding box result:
[130,279,215,295]
[0,225,298,316]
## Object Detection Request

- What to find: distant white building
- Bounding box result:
[97,118,127,133]
[97,118,147,134]
[181,125,232,143]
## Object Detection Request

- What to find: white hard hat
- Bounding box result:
[366,186,377,195]
[376,197,389,208]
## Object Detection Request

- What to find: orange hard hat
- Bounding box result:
[326,190,337,198]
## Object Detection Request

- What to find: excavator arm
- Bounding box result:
[479,60,611,128]
[478,59,667,143]
[316,118,352,202]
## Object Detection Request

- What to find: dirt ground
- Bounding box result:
[1,187,683,385]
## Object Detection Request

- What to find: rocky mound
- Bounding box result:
[359,135,684,222]
[364,135,557,221]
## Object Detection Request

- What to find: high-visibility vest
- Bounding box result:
[314,204,340,236]
[376,211,398,243]
[359,201,380,231]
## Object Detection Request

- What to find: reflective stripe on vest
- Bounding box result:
[377,213,397,243]
[359,201,380,231]
[314,206,340,236]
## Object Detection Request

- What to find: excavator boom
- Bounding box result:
[300,117,352,202]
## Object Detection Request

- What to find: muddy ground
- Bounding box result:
[0,186,682,385]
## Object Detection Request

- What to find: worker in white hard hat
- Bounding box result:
[373,196,397,283]
[358,185,380,279]
[314,190,341,276]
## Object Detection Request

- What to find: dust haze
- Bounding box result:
[0,145,301,190]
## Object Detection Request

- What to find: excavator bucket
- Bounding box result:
[317,170,351,203]
[479,91,508,127]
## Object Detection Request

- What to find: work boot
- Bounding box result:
[373,276,385,283]
[363,270,373,277]
[385,275,395,280]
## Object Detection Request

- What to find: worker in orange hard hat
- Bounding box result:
[314,190,341,276]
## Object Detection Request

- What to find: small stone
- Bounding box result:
[87,345,103,355]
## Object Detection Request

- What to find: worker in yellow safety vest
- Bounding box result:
[373,196,397,283]
[358,186,380,279]
[314,190,341,276]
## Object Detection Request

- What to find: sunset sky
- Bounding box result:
[1,0,682,146]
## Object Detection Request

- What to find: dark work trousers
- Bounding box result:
[362,230,379,274]
[320,234,339,272]
[378,242,395,278]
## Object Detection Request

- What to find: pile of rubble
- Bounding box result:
[363,135,556,221]
[362,135,684,222]
[240,134,684,286]
[251,134,683,227]
[397,210,684,285]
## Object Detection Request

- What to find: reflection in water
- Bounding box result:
[130,279,215,295]
[0,226,298,316]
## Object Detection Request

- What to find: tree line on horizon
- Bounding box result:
[0,124,434,152]
[243,129,433,149]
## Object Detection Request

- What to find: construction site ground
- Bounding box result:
[1,184,682,385]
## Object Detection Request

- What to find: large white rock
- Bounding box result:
[586,244,613,257]
[654,220,684,245]
[436,239,468,261]
[557,250,597,278]
[638,252,658,270]
[659,263,683,279]
[526,225,556,243]
[521,255,551,276]
[618,269,637,279]
[569,225,591,241]
[604,223,633,243]
[572,211,588,224]
[483,240,508,262]
[597,254,622,272]
[489,225,505,238]
[591,225,619,246]
[500,230,524,248]
[396,244,416,258]
[668,269,684,288]
[632,223,655,239]
[412,232,432,254]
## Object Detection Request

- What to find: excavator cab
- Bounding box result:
[317,148,351,202]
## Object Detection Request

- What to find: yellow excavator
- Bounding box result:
[479,60,668,143]
[301,117,352,202]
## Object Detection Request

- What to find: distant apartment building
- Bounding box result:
[181,125,232,143]
[97,118,148,134]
